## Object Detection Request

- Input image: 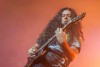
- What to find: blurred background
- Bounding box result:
[0,0,100,67]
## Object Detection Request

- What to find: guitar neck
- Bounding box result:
[25,12,86,67]
[37,12,86,52]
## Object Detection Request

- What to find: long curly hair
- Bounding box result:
[37,7,84,46]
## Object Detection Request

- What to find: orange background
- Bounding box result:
[0,0,100,67]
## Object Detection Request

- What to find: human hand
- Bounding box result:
[28,47,38,58]
[55,28,66,44]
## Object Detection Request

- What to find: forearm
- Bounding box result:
[61,41,78,61]
[55,28,79,61]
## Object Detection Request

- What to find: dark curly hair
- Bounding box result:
[37,7,84,46]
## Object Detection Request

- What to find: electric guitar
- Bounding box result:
[24,12,86,67]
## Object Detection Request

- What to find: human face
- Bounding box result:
[61,10,71,25]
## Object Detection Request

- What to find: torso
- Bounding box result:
[45,33,71,67]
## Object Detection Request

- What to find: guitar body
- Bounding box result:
[25,56,40,67]
[25,49,47,67]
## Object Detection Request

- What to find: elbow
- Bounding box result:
[69,53,76,61]
[69,48,79,61]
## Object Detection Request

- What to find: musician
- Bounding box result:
[27,7,84,67]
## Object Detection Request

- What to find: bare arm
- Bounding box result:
[61,39,79,61]
[55,28,80,61]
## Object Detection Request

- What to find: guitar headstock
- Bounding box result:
[62,12,86,30]
[70,12,86,23]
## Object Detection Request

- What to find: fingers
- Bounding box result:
[28,48,37,56]
[55,28,67,43]
[28,49,33,55]
[55,28,63,35]
[59,28,62,34]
